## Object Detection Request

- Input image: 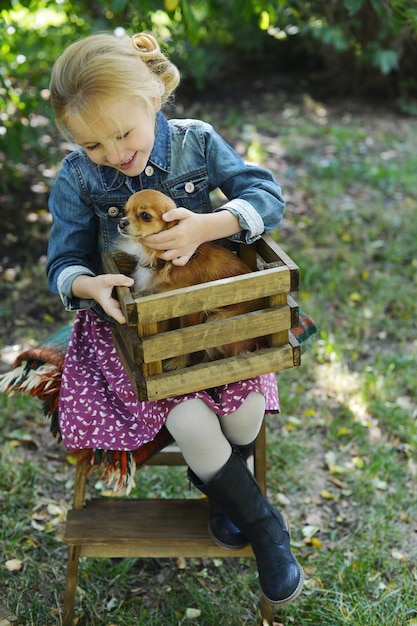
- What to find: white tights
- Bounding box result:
[164,392,265,482]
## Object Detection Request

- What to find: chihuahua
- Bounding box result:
[116,189,264,367]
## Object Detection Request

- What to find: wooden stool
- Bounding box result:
[62,421,274,625]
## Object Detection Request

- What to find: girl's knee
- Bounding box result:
[236,392,266,418]
[165,398,217,437]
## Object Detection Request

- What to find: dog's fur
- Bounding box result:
[116,189,264,367]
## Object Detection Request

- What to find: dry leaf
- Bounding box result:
[5,558,22,572]
[319,489,334,500]
[305,537,323,548]
[302,524,320,538]
[391,549,407,561]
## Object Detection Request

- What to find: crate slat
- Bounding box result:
[140,305,292,362]
[143,343,298,401]
[124,267,292,325]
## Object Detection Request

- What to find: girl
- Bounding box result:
[47,31,304,606]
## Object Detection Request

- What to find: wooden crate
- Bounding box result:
[102,234,300,401]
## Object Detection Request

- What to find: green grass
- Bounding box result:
[1,93,417,625]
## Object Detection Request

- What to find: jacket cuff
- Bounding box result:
[215,199,264,244]
[57,265,96,311]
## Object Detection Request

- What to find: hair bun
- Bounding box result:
[131,32,159,54]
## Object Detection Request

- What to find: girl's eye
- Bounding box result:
[86,143,100,152]
[116,131,131,141]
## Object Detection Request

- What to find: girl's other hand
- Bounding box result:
[72,274,134,324]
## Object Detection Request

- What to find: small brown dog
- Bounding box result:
[116,189,264,367]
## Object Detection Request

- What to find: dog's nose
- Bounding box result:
[118,217,129,230]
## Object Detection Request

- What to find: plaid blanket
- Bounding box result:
[0,312,317,492]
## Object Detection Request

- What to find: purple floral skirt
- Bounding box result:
[58,311,279,451]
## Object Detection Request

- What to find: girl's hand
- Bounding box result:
[72,274,134,324]
[143,207,206,266]
[143,207,241,266]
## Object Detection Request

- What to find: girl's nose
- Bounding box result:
[105,144,120,166]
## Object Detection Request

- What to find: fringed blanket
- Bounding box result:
[0,312,317,493]
[0,325,172,493]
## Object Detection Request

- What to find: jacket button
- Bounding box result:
[107,206,119,217]
[145,165,154,176]
[185,181,195,193]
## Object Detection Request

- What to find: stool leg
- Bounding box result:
[254,420,267,495]
[255,422,274,622]
[63,459,88,625]
[63,545,81,626]
[260,594,274,623]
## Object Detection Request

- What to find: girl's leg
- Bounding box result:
[165,398,248,549]
[165,398,231,482]
[179,395,304,605]
[189,450,304,606]
[218,391,265,446]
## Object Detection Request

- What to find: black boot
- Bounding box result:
[208,443,255,549]
[188,443,254,550]
[189,450,304,605]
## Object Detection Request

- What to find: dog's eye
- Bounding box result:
[139,212,153,222]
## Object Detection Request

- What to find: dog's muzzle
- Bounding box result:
[118,217,130,235]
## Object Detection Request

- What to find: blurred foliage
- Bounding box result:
[1,0,417,191]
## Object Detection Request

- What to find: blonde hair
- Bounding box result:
[50,32,180,140]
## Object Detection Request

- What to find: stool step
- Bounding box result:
[65,498,254,558]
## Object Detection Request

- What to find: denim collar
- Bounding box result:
[99,111,171,191]
[149,111,171,172]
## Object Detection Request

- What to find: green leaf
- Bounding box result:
[112,0,128,13]
[372,49,399,74]
[344,0,365,16]
[180,0,200,45]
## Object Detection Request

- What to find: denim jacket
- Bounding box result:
[46,111,285,318]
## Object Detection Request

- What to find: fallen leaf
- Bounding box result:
[302,524,320,538]
[186,607,201,618]
[325,451,347,475]
[276,493,291,506]
[47,503,65,516]
[372,478,388,491]
[352,456,365,470]
[5,558,22,572]
[336,427,352,437]
[305,537,323,548]
[391,549,407,561]
[319,489,334,500]
[106,596,118,611]
[328,476,349,489]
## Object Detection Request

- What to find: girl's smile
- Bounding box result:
[119,152,138,171]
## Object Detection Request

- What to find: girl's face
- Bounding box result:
[68,99,159,177]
